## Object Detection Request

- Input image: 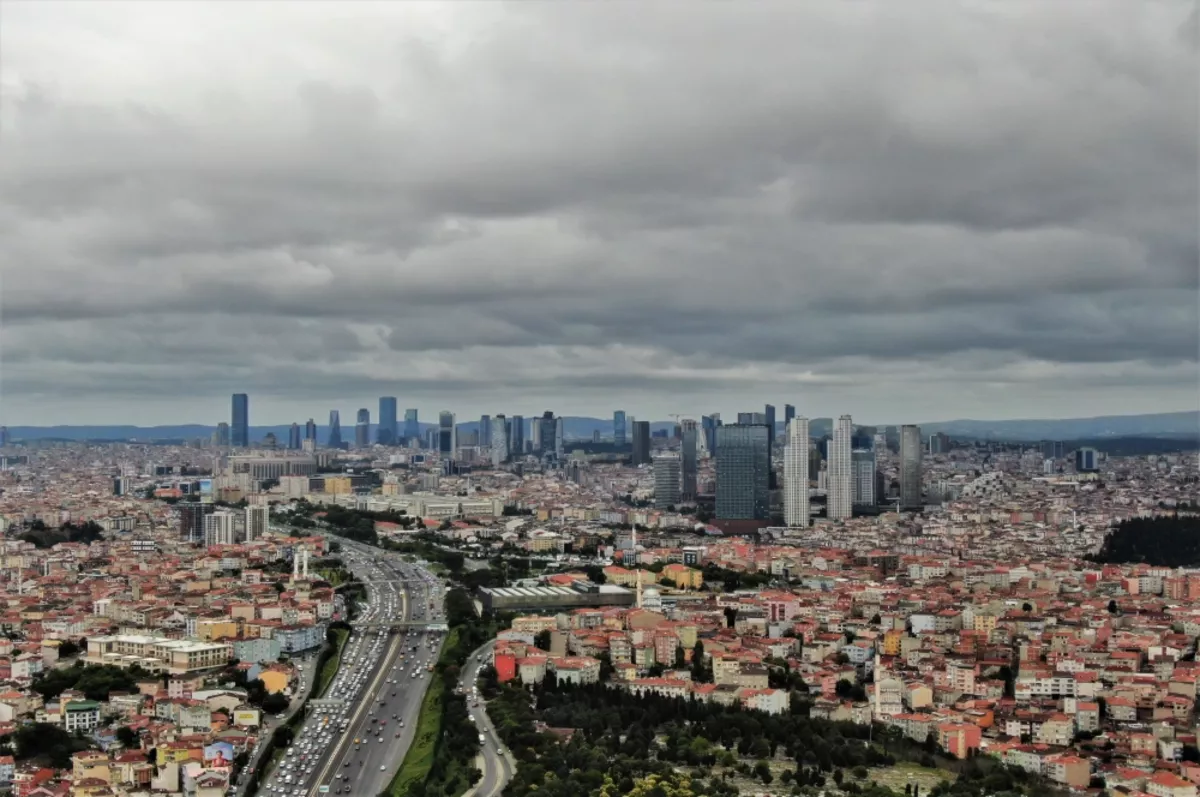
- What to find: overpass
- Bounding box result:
[349,620,449,632]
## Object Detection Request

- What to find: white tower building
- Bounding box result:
[827,414,853,520]
[783,417,810,528]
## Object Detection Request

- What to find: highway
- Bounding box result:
[256,540,445,797]
[460,641,515,797]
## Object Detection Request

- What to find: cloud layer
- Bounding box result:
[1,1,1196,425]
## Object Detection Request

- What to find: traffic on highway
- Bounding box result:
[255,540,446,797]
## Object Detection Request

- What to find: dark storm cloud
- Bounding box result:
[0,1,1196,424]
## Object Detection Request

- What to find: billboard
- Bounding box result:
[204,742,235,767]
[233,709,260,727]
[198,479,214,497]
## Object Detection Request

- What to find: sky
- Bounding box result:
[1,1,1197,427]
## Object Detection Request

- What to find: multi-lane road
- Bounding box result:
[460,641,515,797]
[255,538,445,797]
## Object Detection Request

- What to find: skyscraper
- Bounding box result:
[491,414,508,467]
[305,418,317,442]
[231,393,249,447]
[355,409,370,448]
[613,410,626,446]
[536,412,557,456]
[738,412,767,425]
[928,431,950,455]
[900,424,923,508]
[765,404,776,440]
[653,454,681,510]
[827,415,853,520]
[784,404,795,432]
[702,414,721,455]
[1075,447,1099,472]
[215,422,230,447]
[681,420,698,501]
[288,423,301,450]
[852,449,876,506]
[327,410,343,449]
[555,416,564,458]
[631,421,652,466]
[378,397,397,445]
[510,415,524,456]
[437,411,457,459]
[479,415,492,451]
[715,424,770,520]
[784,417,810,527]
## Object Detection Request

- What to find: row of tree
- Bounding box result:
[1090,515,1200,567]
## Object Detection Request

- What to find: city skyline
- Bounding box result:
[1,3,1195,426]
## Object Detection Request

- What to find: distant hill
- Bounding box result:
[4,410,1196,445]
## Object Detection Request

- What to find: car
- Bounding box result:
[380,765,386,771]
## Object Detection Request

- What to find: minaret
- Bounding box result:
[633,522,643,609]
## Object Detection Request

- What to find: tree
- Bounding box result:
[723,607,738,628]
[1107,599,1119,614]
[534,630,552,652]
[674,645,686,669]
[116,726,139,748]
[1022,602,1033,613]
[262,692,289,714]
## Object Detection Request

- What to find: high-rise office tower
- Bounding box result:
[715,424,770,520]
[403,409,419,443]
[928,432,950,455]
[231,393,249,447]
[327,411,343,449]
[613,411,626,446]
[536,412,557,456]
[702,414,722,455]
[784,417,810,527]
[900,424,923,508]
[738,412,768,425]
[555,416,564,458]
[510,415,524,456]
[809,445,822,481]
[0,426,7,447]
[438,411,456,458]
[479,416,492,451]
[827,415,853,520]
[653,454,682,510]
[765,404,776,441]
[288,423,302,450]
[1075,447,1099,472]
[245,504,269,542]
[784,404,795,433]
[631,421,652,466]
[378,397,397,445]
[852,449,876,506]
[215,422,230,447]
[305,418,317,442]
[355,409,370,447]
[681,420,698,501]
[491,414,508,467]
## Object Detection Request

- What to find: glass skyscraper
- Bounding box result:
[403,409,419,443]
[231,393,249,447]
[438,411,456,458]
[715,424,770,520]
[378,397,397,445]
[288,422,301,450]
[613,410,626,446]
[355,408,371,447]
[631,420,652,466]
[784,417,810,527]
[510,415,524,455]
[681,420,698,501]
[327,410,343,449]
[900,424,923,508]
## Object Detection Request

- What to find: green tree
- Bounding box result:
[116,726,139,748]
